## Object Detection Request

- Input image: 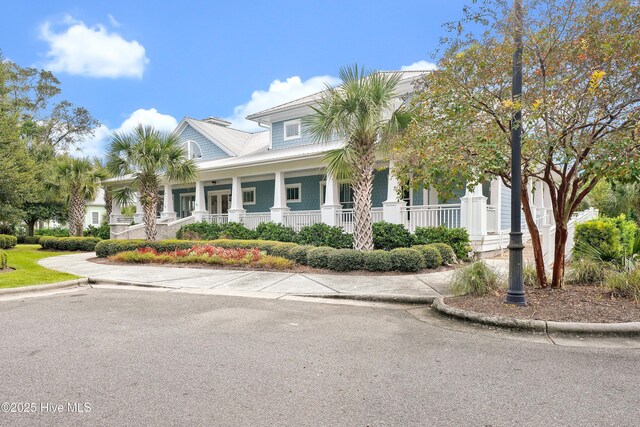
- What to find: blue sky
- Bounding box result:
[1,0,469,158]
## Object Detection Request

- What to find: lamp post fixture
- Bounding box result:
[506,0,526,306]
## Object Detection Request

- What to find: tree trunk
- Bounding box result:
[520,184,547,287]
[550,224,568,288]
[69,191,86,237]
[141,185,159,241]
[351,148,375,251]
[104,186,112,221]
[27,220,36,237]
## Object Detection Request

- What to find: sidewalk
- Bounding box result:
[38,253,474,301]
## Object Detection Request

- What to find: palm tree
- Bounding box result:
[305,65,413,250]
[50,156,105,236]
[106,125,197,241]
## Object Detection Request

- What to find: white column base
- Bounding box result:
[383,200,405,224]
[270,207,290,224]
[160,211,177,221]
[321,204,341,226]
[228,208,246,223]
[192,210,207,222]
[461,186,488,239]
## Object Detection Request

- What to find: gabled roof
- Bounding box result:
[246,70,429,123]
[174,117,269,157]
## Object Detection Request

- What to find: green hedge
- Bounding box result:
[17,236,41,244]
[39,236,102,251]
[35,227,69,237]
[412,226,471,260]
[0,250,7,269]
[307,246,338,269]
[256,222,297,242]
[295,223,353,249]
[574,215,638,261]
[0,235,18,249]
[411,245,443,269]
[84,223,110,240]
[363,250,393,272]
[327,249,365,272]
[372,221,412,250]
[389,248,425,272]
[175,221,258,240]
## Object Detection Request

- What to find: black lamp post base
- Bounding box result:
[505,231,527,306]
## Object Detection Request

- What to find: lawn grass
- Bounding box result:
[0,244,79,289]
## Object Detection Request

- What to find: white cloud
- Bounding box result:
[107,14,120,28]
[225,75,340,131]
[39,16,148,78]
[400,60,438,71]
[75,108,178,159]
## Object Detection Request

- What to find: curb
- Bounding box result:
[432,297,640,336]
[303,293,436,305]
[0,278,89,296]
[87,277,174,290]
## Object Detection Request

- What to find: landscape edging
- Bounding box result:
[0,278,88,296]
[433,296,640,336]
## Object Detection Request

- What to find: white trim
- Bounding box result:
[283,119,301,141]
[91,211,100,225]
[179,192,196,217]
[242,187,256,206]
[207,190,231,215]
[285,183,302,203]
[320,180,326,205]
[182,140,203,160]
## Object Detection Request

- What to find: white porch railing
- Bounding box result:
[487,205,497,233]
[241,212,272,230]
[401,204,461,232]
[283,210,322,231]
[335,209,355,233]
[372,207,383,223]
[200,214,229,225]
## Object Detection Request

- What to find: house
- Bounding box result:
[108,71,594,258]
[39,188,107,231]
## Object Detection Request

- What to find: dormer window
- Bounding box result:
[183,140,203,160]
[283,119,301,140]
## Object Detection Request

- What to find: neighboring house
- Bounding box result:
[39,188,107,231]
[108,71,596,259]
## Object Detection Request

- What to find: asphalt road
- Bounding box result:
[0,288,639,426]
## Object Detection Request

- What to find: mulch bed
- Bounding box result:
[446,285,640,323]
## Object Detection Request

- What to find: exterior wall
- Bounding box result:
[372,169,388,207]
[242,180,274,213]
[84,206,107,228]
[271,119,316,150]
[178,124,230,161]
[284,175,323,211]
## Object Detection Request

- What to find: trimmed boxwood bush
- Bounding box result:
[372,221,412,250]
[17,236,41,244]
[0,234,18,249]
[84,224,110,240]
[286,245,314,265]
[327,249,365,272]
[412,226,471,260]
[35,227,69,237]
[389,248,424,272]
[574,215,638,261]
[256,222,297,242]
[218,222,258,240]
[296,223,353,249]
[429,242,456,265]
[411,245,443,269]
[0,249,7,269]
[39,236,101,251]
[363,250,393,272]
[176,221,223,240]
[307,246,337,269]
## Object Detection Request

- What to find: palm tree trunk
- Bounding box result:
[104,186,112,220]
[69,191,86,237]
[141,184,159,241]
[352,148,375,251]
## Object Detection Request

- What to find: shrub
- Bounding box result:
[389,248,424,272]
[412,226,471,260]
[566,258,611,285]
[95,240,147,257]
[411,245,443,269]
[0,235,18,249]
[35,227,69,237]
[84,223,110,240]
[266,242,299,258]
[218,222,258,240]
[605,260,640,301]
[296,223,353,249]
[17,236,41,244]
[39,236,101,251]
[451,261,502,296]
[256,222,297,242]
[574,215,638,261]
[634,230,640,255]
[176,221,223,240]
[327,249,365,272]
[307,246,337,269]
[523,263,541,287]
[0,250,6,269]
[372,221,412,250]
[429,243,456,265]
[363,250,394,272]
[287,245,314,265]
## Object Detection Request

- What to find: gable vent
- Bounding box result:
[202,116,231,127]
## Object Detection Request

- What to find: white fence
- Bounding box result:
[241,213,272,230]
[335,209,355,233]
[200,214,229,225]
[401,204,461,233]
[541,208,598,267]
[283,210,322,231]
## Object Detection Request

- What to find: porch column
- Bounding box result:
[460,183,487,239]
[543,181,554,226]
[533,180,545,224]
[228,176,246,222]
[382,161,405,224]
[321,173,340,226]
[160,183,176,221]
[270,171,290,224]
[427,185,439,205]
[133,193,143,224]
[490,178,502,232]
[110,198,122,224]
[193,180,207,221]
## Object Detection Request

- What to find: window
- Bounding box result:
[320,182,353,208]
[183,140,203,160]
[91,211,100,225]
[285,184,301,202]
[283,119,301,140]
[242,188,256,205]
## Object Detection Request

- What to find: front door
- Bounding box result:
[180,194,195,218]
[209,192,231,214]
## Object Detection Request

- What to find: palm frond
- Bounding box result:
[323,147,356,182]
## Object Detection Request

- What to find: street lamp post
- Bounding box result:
[506,0,526,305]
